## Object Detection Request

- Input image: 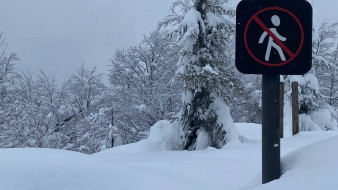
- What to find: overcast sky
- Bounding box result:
[0,0,336,81]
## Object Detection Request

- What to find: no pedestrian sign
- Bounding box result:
[236,0,312,75]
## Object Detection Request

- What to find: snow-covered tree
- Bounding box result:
[284,21,338,131]
[109,31,181,144]
[6,71,70,148]
[284,21,337,115]
[1,64,121,153]
[160,0,239,150]
[73,107,121,154]
[65,65,117,152]
[312,21,338,106]
[327,44,338,107]
[285,74,321,115]
[0,34,21,147]
[235,75,262,123]
[67,65,107,118]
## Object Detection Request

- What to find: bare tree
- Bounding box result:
[109,31,181,144]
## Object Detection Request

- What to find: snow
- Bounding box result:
[247,135,338,190]
[196,129,211,150]
[287,75,306,86]
[299,114,323,131]
[0,148,131,190]
[313,54,330,67]
[135,104,147,112]
[202,64,219,75]
[284,74,337,132]
[211,97,239,142]
[178,8,203,59]
[182,9,205,36]
[297,109,338,132]
[303,73,320,92]
[310,109,337,130]
[283,99,293,137]
[147,120,180,150]
[280,75,285,82]
[1,124,338,190]
[206,12,231,28]
[235,123,262,140]
[181,90,193,104]
[286,73,319,93]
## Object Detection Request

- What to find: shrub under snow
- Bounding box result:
[297,109,337,132]
[147,120,181,151]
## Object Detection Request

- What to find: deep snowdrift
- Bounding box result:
[0,124,337,190]
[0,148,186,190]
[247,135,338,190]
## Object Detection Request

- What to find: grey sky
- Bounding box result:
[0,0,175,81]
[0,0,336,81]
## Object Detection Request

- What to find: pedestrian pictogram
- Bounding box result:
[243,7,305,67]
[235,0,312,75]
[259,15,286,62]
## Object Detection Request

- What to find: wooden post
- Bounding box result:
[292,82,299,135]
[280,82,284,138]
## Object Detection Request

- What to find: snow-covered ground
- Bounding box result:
[1,123,337,190]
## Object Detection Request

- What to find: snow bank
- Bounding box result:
[299,114,323,131]
[128,97,238,152]
[284,99,337,133]
[2,124,337,190]
[246,136,338,190]
[235,123,261,140]
[282,136,338,173]
[3,148,232,190]
[95,120,180,153]
[147,120,180,150]
[0,148,162,190]
[311,109,337,130]
[299,109,338,131]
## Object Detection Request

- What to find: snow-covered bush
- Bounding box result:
[310,109,337,131]
[284,63,338,132]
[286,74,321,115]
[147,120,180,150]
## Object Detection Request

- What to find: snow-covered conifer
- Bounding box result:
[160,0,239,150]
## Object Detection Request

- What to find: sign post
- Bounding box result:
[235,0,312,184]
[262,74,280,183]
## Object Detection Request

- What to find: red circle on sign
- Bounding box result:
[244,7,304,67]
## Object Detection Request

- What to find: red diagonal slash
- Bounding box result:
[253,16,295,58]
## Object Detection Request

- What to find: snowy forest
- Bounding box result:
[0,0,338,155]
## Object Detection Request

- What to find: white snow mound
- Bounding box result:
[248,136,338,190]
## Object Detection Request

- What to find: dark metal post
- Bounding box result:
[262,74,281,184]
[292,82,299,135]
